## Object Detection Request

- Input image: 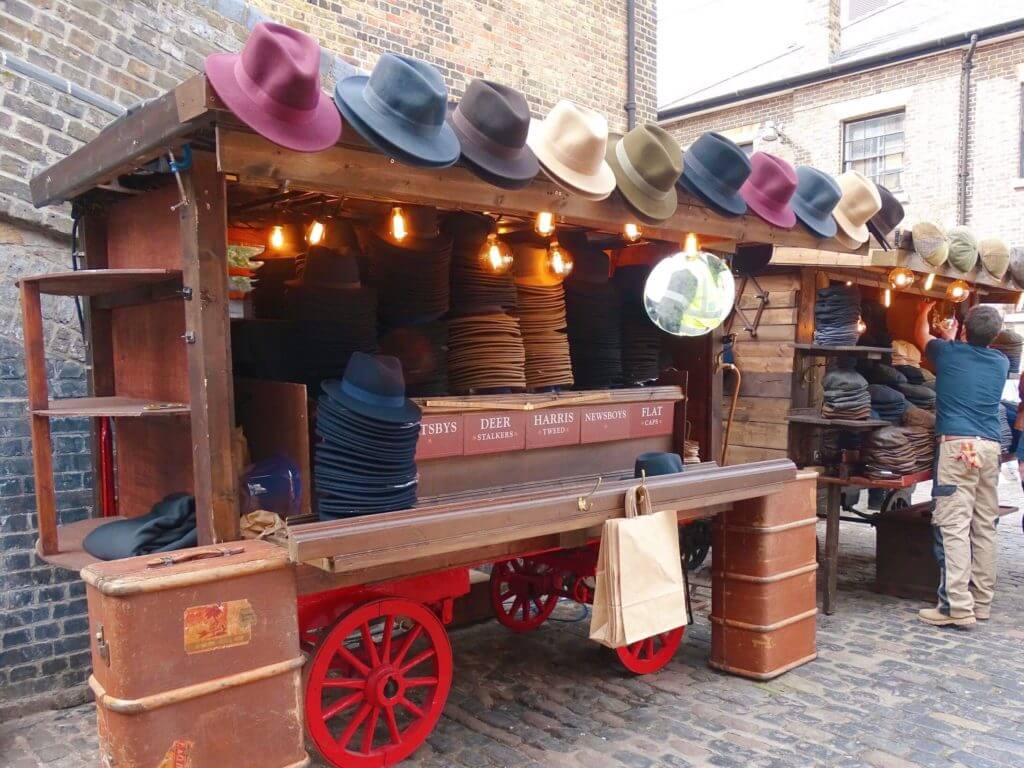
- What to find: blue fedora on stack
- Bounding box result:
[791,166,841,239]
[676,132,751,216]
[314,353,422,519]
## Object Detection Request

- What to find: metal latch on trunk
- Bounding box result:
[95,624,110,666]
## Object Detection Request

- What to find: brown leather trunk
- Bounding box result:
[709,474,818,680]
[81,540,308,768]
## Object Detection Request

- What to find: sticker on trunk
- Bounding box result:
[156,740,193,768]
[183,599,256,654]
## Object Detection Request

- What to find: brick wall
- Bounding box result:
[0,0,657,717]
[663,38,1024,244]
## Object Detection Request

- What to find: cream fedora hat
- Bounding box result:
[527,100,616,201]
[832,170,882,249]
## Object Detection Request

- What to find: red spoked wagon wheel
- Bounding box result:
[304,598,452,767]
[614,627,685,674]
[489,558,559,632]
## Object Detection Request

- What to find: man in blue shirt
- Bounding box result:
[915,301,1007,627]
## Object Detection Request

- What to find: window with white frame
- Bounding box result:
[843,111,904,191]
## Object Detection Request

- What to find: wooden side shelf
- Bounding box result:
[18,268,182,296]
[32,397,189,418]
[818,467,933,490]
[35,516,124,571]
[792,343,893,358]
[786,408,890,430]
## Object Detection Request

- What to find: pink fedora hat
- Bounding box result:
[205,22,341,153]
[740,152,798,228]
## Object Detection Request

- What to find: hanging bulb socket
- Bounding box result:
[887,267,915,290]
[883,288,891,308]
[923,272,936,291]
[478,233,513,275]
[534,211,556,236]
[946,279,970,303]
[547,240,573,278]
[390,206,408,242]
[268,225,286,251]
[623,222,643,242]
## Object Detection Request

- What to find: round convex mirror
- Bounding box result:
[643,251,735,336]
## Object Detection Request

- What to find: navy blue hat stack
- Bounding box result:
[614,264,666,384]
[314,353,422,519]
[564,244,623,388]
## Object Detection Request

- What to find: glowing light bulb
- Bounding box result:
[307,220,325,246]
[269,225,285,250]
[888,267,915,289]
[883,288,891,308]
[856,318,867,334]
[683,232,699,257]
[478,233,513,275]
[547,240,573,278]
[946,280,969,303]
[923,272,936,291]
[845,281,853,286]
[623,222,643,242]
[390,206,408,242]
[534,211,555,236]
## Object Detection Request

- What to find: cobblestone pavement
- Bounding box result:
[4,475,1024,768]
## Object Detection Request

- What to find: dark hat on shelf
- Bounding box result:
[634,451,684,478]
[866,184,905,250]
[284,246,362,289]
[334,52,460,167]
[606,123,682,223]
[205,23,341,153]
[677,131,751,216]
[322,352,422,424]
[740,152,798,229]
[791,166,840,239]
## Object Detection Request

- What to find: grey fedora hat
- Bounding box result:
[334,52,460,168]
[791,166,840,239]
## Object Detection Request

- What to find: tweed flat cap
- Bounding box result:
[912,222,948,267]
[979,238,1010,280]
[947,226,978,273]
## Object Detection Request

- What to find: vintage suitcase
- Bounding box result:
[710,474,818,680]
[82,540,308,768]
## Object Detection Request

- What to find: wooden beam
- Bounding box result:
[866,248,1018,296]
[181,151,238,544]
[771,247,878,267]
[215,128,858,250]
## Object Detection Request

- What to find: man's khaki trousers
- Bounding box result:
[932,439,1001,617]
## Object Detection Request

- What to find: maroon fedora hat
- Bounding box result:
[740,152,797,228]
[205,22,341,153]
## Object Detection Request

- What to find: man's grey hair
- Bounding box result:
[964,305,1003,346]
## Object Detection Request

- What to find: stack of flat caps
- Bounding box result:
[869,384,909,425]
[896,381,936,410]
[947,226,979,273]
[992,329,1023,373]
[861,362,907,388]
[564,243,623,388]
[894,364,926,385]
[861,427,917,479]
[379,321,449,396]
[513,244,574,390]
[902,406,936,471]
[446,212,518,312]
[285,247,377,388]
[813,284,862,346]
[980,238,1010,280]
[447,312,526,393]
[364,208,452,328]
[821,367,871,420]
[614,264,665,384]
[891,339,922,368]
[314,354,421,520]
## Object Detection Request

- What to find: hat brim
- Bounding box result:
[605,137,678,223]
[832,208,870,246]
[450,117,540,188]
[206,54,342,153]
[677,161,747,217]
[866,220,892,250]
[334,76,460,168]
[743,194,797,229]
[527,120,616,200]
[791,197,838,239]
[834,228,865,250]
[320,379,422,424]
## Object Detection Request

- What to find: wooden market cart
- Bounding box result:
[24,74,859,767]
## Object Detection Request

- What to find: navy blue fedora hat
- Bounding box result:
[791,166,841,239]
[322,352,422,423]
[677,132,751,216]
[634,451,684,478]
[334,53,460,168]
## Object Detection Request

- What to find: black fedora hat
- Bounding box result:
[866,184,905,250]
[634,451,684,477]
[322,352,421,423]
[285,246,363,289]
[677,132,751,216]
[564,244,611,285]
[334,53,460,168]
[450,79,539,189]
[791,166,840,239]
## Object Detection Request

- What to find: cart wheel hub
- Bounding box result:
[366,666,404,706]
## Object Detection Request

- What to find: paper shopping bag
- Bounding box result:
[589,484,688,648]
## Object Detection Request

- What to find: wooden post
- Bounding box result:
[180,151,239,543]
[822,482,841,614]
[20,281,58,555]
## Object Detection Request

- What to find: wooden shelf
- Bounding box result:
[786,408,890,430]
[36,516,125,571]
[18,268,182,297]
[32,396,189,418]
[793,343,893,358]
[818,467,933,490]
